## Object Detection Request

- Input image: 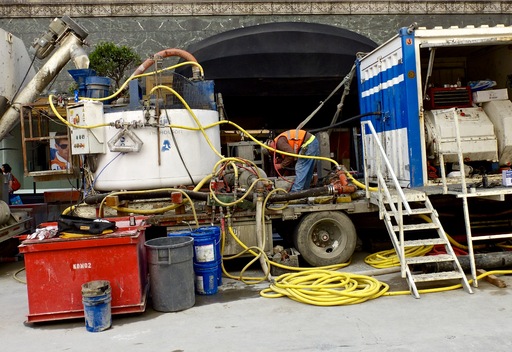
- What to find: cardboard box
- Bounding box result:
[473,88,509,103]
[503,170,512,186]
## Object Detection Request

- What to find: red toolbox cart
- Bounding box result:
[19,217,149,323]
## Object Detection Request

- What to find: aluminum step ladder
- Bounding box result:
[361,119,472,298]
[370,190,473,298]
[438,108,512,287]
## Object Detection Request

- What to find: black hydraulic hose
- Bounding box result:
[83,189,209,205]
[84,186,333,205]
[268,185,332,202]
[309,111,381,133]
[162,107,195,185]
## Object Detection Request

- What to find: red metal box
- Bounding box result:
[425,86,472,110]
[18,218,149,323]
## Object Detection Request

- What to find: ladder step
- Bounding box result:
[370,189,427,204]
[392,223,439,232]
[405,254,454,265]
[408,208,432,215]
[386,208,432,216]
[412,271,464,282]
[403,238,447,247]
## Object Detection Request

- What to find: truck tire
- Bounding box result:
[293,211,357,267]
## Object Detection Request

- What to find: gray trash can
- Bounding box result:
[145,236,195,312]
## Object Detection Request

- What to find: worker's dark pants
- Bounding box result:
[291,137,319,192]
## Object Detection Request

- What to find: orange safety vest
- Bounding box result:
[273,129,307,154]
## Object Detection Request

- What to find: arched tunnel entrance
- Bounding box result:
[178,22,377,132]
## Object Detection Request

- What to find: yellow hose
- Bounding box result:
[221,224,351,284]
[260,270,389,306]
[261,267,512,305]
[364,245,434,269]
[49,62,203,128]
[363,213,490,270]
[257,214,512,305]
[97,188,200,226]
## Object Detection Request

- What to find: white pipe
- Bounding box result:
[69,42,89,69]
[0,32,86,141]
[256,192,271,280]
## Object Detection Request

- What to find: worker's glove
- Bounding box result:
[275,163,283,171]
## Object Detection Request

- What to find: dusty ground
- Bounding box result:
[1,250,512,352]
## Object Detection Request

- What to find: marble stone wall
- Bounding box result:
[1,1,512,18]
[0,2,511,91]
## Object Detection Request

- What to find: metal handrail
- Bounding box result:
[360,120,412,216]
[438,108,476,287]
[361,120,412,274]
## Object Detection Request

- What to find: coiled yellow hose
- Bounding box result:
[255,212,512,305]
[364,245,434,269]
[260,270,389,306]
[259,259,512,305]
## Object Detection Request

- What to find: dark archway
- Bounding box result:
[178,22,377,131]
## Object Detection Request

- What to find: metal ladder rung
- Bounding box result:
[392,223,439,232]
[404,238,447,247]
[412,271,464,282]
[405,254,454,265]
[388,208,431,216]
[471,233,512,241]
[408,208,432,215]
[456,188,512,198]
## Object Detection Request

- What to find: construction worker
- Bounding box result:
[267,129,319,192]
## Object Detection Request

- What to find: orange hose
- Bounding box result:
[132,48,198,76]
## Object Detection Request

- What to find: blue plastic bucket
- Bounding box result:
[86,76,111,98]
[81,280,112,332]
[194,262,218,295]
[68,68,96,97]
[169,227,223,286]
[193,226,221,264]
[192,231,217,264]
[193,226,223,286]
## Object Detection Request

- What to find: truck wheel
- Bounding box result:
[293,211,357,267]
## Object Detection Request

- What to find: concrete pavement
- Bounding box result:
[2,251,512,352]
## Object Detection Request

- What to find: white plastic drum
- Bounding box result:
[93,109,221,191]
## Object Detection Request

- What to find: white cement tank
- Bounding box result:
[482,100,512,166]
[424,107,498,163]
[93,108,221,191]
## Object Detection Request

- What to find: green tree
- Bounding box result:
[88,41,142,92]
